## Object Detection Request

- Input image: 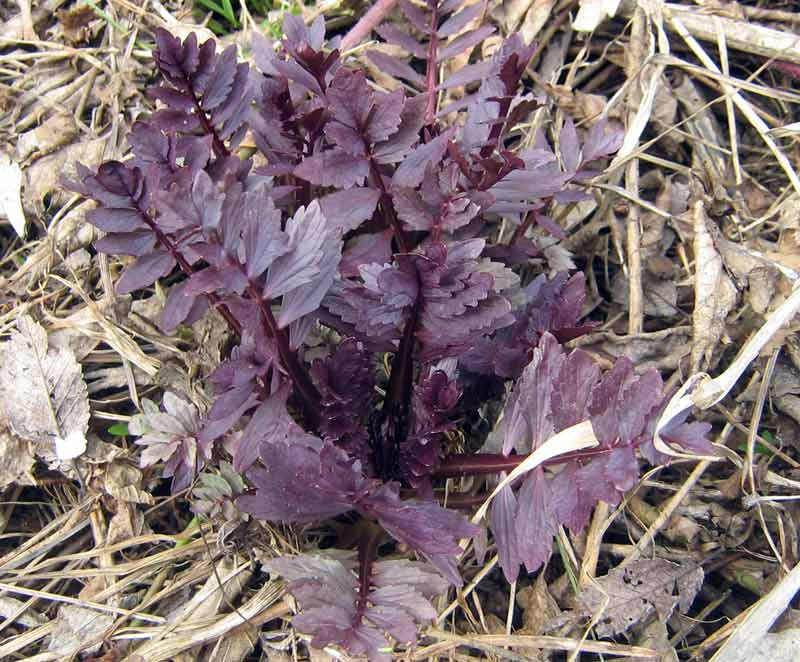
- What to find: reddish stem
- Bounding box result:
[244,282,321,428]
[424,2,440,125]
[434,445,628,478]
[368,157,410,253]
[511,208,537,245]
[191,95,230,160]
[340,0,401,53]
[132,202,241,336]
[354,522,383,628]
[379,289,421,475]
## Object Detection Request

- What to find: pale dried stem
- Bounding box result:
[619,459,712,570]
[578,502,609,590]
[437,554,499,624]
[714,17,741,189]
[670,15,800,196]
[89,503,116,592]
[624,7,645,335]
[709,561,800,661]
[743,349,788,570]
[426,630,661,658]
[0,581,165,624]
[124,586,289,661]
[15,0,36,40]
[617,0,800,64]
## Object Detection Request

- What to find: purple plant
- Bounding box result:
[67,8,713,660]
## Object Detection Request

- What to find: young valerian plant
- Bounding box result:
[68,5,713,660]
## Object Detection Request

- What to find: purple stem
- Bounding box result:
[379,291,421,474]
[367,157,410,253]
[190,95,229,160]
[350,522,382,637]
[434,446,629,478]
[340,0,401,53]
[424,2,440,125]
[131,201,242,336]
[244,283,321,428]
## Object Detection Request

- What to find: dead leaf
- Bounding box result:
[169,557,252,626]
[47,604,114,656]
[611,271,678,318]
[46,296,131,366]
[649,76,679,150]
[577,559,703,637]
[777,192,800,233]
[573,0,621,32]
[0,422,36,489]
[207,622,259,662]
[672,76,727,187]
[620,618,678,662]
[552,87,616,123]
[106,502,146,546]
[9,204,98,291]
[83,434,124,466]
[23,136,106,214]
[714,236,781,315]
[104,463,154,505]
[56,4,98,44]
[518,573,561,655]
[773,394,800,427]
[0,150,26,237]
[542,239,575,273]
[520,0,557,43]
[500,0,532,32]
[15,113,79,164]
[307,649,336,662]
[0,315,90,462]
[0,594,46,627]
[691,201,737,372]
[572,327,693,371]
[84,365,154,394]
[740,630,800,662]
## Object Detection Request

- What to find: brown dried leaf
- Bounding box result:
[611,271,678,318]
[577,559,703,637]
[207,622,259,662]
[104,463,154,505]
[714,236,780,315]
[47,604,114,656]
[572,327,692,371]
[106,502,147,546]
[621,618,679,662]
[15,113,78,164]
[0,315,90,461]
[520,0,557,43]
[0,422,36,489]
[23,136,106,214]
[691,202,737,372]
[56,4,97,44]
[518,573,561,635]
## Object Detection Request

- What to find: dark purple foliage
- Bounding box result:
[264,555,446,662]
[487,333,670,582]
[65,11,710,660]
[311,338,375,461]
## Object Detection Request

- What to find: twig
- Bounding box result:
[617,0,800,65]
[340,0,400,54]
[624,6,646,334]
